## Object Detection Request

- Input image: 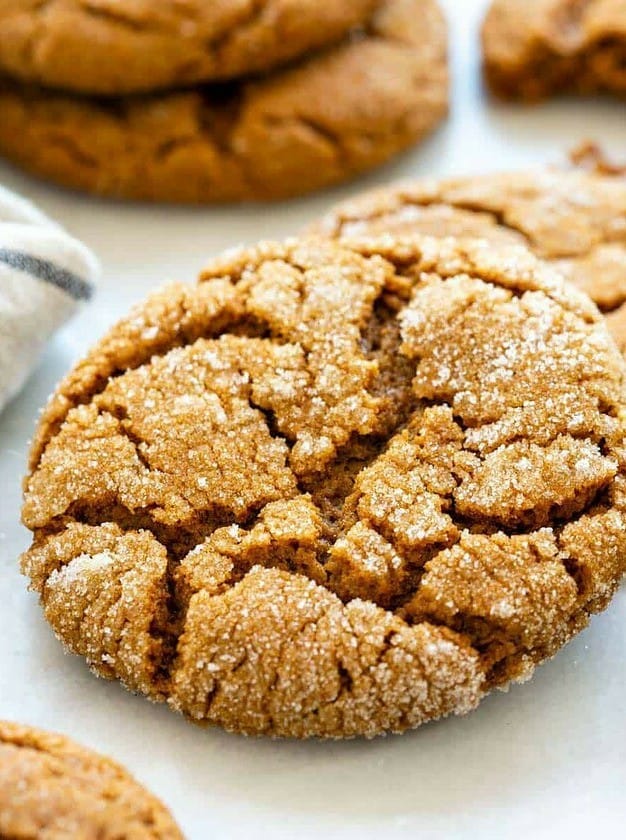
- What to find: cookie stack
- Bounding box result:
[0,0,448,203]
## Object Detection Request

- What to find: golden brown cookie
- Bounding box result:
[0,0,380,95]
[482,0,626,100]
[0,721,182,838]
[0,0,448,203]
[21,235,626,739]
[311,167,626,352]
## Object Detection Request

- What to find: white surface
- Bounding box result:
[0,1,624,837]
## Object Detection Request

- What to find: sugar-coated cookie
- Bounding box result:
[21,236,626,738]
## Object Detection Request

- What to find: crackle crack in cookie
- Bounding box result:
[21,236,626,738]
[0,721,183,838]
[310,166,626,353]
[0,0,381,95]
[0,0,448,203]
[482,0,626,100]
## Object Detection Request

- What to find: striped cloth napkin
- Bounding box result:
[0,185,98,413]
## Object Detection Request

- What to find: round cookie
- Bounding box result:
[0,721,182,838]
[482,0,626,100]
[311,167,626,352]
[0,0,448,203]
[21,235,626,738]
[0,0,380,95]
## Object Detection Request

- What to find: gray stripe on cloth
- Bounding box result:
[0,248,93,301]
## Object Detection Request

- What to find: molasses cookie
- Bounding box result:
[0,0,379,95]
[0,0,448,203]
[483,0,626,100]
[21,235,626,738]
[0,721,182,838]
[311,167,626,351]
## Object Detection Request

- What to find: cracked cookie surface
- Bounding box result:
[0,0,380,95]
[311,166,626,353]
[0,0,447,203]
[482,0,626,100]
[0,721,182,838]
[21,236,626,738]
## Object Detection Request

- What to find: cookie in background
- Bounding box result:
[0,0,381,94]
[0,0,448,203]
[310,151,626,352]
[482,0,626,100]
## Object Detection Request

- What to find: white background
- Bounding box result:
[0,1,624,837]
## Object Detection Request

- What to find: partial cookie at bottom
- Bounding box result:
[0,721,182,838]
[0,0,447,203]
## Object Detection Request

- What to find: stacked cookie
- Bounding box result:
[0,0,448,202]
